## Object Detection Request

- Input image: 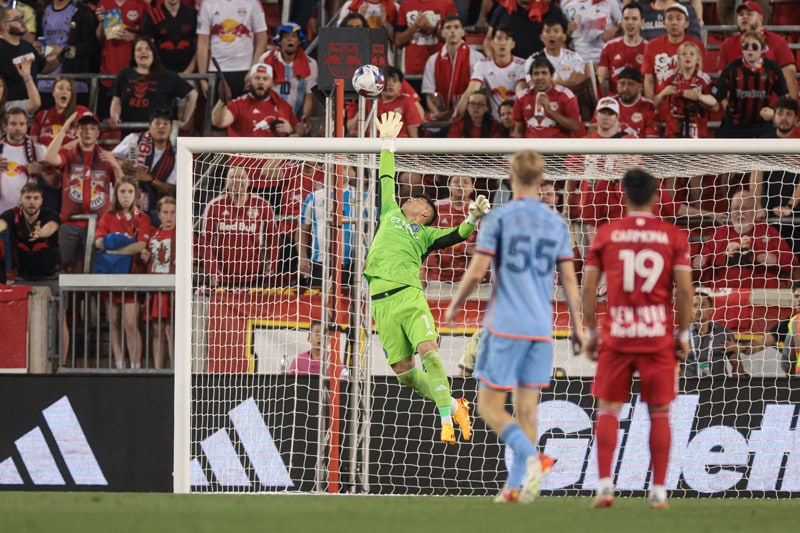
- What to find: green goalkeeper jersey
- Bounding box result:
[364,150,476,294]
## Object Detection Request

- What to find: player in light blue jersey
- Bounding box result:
[446,149,584,503]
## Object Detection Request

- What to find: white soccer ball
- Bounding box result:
[352,64,385,98]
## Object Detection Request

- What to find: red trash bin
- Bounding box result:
[0,285,32,372]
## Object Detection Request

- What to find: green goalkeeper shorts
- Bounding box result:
[372,287,438,366]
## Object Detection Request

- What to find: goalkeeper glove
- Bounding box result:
[374,111,403,152]
[466,195,490,225]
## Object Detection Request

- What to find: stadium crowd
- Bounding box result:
[1,0,800,370]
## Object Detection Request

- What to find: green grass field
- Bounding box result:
[2,493,799,533]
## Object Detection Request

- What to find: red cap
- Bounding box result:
[736,1,763,16]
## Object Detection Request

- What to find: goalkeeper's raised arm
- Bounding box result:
[364,111,492,446]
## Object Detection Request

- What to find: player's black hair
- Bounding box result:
[622,2,644,18]
[621,168,658,206]
[492,25,515,41]
[149,108,174,122]
[414,193,438,225]
[442,13,464,27]
[542,17,567,33]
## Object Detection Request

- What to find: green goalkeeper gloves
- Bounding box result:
[374,111,403,152]
[467,195,491,225]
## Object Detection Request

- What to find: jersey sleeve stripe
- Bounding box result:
[475,246,495,256]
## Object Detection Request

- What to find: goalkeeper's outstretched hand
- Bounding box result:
[375,112,403,152]
[467,195,491,224]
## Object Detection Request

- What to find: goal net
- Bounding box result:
[174,137,800,497]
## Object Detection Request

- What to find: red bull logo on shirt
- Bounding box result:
[67,168,108,211]
[211,19,252,43]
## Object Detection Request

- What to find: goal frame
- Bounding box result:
[174,137,800,494]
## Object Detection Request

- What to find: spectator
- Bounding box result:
[653,41,717,138]
[109,37,197,132]
[716,0,770,27]
[497,98,518,137]
[612,67,659,138]
[447,90,502,138]
[597,2,647,96]
[0,107,46,216]
[339,11,370,28]
[641,3,704,102]
[196,0,267,100]
[337,0,397,30]
[44,111,122,273]
[425,174,487,285]
[31,75,91,146]
[140,0,197,76]
[347,66,422,137]
[712,31,788,139]
[482,0,567,60]
[561,0,621,65]
[782,281,800,376]
[289,320,323,376]
[211,63,300,137]
[198,166,278,287]
[94,0,152,112]
[394,0,458,76]
[298,166,361,289]
[640,0,702,41]
[512,55,581,138]
[768,96,800,140]
[0,7,46,114]
[685,289,744,377]
[456,26,525,119]
[140,195,176,369]
[715,1,797,100]
[694,189,796,289]
[422,14,483,122]
[0,182,60,291]
[521,18,587,93]
[258,22,318,126]
[585,97,634,138]
[94,176,152,369]
[39,0,98,106]
[112,108,177,226]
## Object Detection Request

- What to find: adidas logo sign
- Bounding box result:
[190,397,293,488]
[0,396,107,486]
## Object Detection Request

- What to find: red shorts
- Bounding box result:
[147,292,172,320]
[591,345,678,405]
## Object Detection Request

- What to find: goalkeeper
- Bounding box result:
[365,111,491,444]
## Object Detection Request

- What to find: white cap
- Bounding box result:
[665,2,689,18]
[595,96,620,115]
[249,63,274,79]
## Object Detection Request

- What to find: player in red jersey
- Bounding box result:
[198,166,279,287]
[583,168,693,510]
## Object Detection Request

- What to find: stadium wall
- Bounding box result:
[2,375,798,496]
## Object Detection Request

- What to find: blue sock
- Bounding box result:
[500,422,537,489]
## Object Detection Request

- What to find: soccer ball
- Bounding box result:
[352,64,384,98]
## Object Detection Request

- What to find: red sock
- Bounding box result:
[649,410,671,486]
[594,407,619,480]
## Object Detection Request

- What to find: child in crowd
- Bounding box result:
[141,196,176,369]
[95,176,153,369]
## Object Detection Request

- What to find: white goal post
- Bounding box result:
[175,137,800,496]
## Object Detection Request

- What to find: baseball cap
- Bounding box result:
[249,63,274,79]
[596,97,620,115]
[665,2,689,18]
[273,22,308,46]
[617,66,643,83]
[736,1,763,15]
[76,111,100,125]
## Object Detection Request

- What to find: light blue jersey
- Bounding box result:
[300,186,362,264]
[475,197,573,340]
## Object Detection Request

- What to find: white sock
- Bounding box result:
[651,485,667,499]
[132,362,141,369]
[598,477,614,492]
[115,360,124,369]
[442,415,453,425]
[451,397,458,412]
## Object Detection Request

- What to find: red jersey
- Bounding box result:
[397,0,458,74]
[58,146,116,227]
[585,212,691,354]
[198,193,278,285]
[347,94,423,137]
[642,35,705,89]
[698,222,797,289]
[147,226,176,274]
[447,116,502,138]
[657,68,713,138]
[98,0,151,79]
[618,95,659,138]
[30,105,91,146]
[226,91,299,137]
[425,199,479,283]
[512,85,580,138]
[717,29,795,72]
[577,178,678,228]
[95,209,153,273]
[599,36,647,95]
